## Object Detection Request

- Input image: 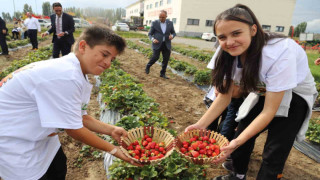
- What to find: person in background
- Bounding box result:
[186,4,317,180]
[145,10,176,79]
[12,17,20,40]
[17,19,26,40]
[24,12,41,50]
[42,2,75,58]
[0,16,9,56]
[0,25,141,180]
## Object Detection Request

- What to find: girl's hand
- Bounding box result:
[111,126,128,143]
[213,139,240,164]
[113,146,143,167]
[185,123,206,132]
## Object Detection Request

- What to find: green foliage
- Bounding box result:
[116,31,148,38]
[193,70,211,85]
[0,46,52,80]
[42,2,52,16]
[294,22,307,37]
[140,38,213,63]
[127,40,211,85]
[108,152,206,180]
[99,64,169,130]
[306,118,320,144]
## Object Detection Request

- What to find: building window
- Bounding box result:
[262,25,271,31]
[187,18,199,25]
[276,26,284,32]
[150,4,153,9]
[155,2,159,7]
[160,0,163,6]
[167,0,172,4]
[172,18,176,24]
[206,20,213,26]
[146,5,149,9]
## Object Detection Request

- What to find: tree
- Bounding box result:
[294,22,307,37]
[42,2,51,16]
[23,4,33,14]
[13,11,22,19]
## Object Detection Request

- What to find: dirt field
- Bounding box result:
[0,38,319,180]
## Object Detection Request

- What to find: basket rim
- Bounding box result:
[120,126,176,164]
[175,129,229,164]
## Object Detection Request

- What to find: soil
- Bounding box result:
[1,38,319,180]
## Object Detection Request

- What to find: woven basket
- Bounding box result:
[120,126,175,165]
[175,129,229,165]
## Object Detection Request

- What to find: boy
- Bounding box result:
[0,25,140,180]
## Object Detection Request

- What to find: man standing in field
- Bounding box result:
[145,10,176,79]
[42,2,75,58]
[24,12,41,50]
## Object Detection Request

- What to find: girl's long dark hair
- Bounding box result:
[212,4,286,94]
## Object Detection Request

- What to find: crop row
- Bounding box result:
[126,40,211,86]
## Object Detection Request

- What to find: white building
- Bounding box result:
[126,0,296,37]
[125,1,144,21]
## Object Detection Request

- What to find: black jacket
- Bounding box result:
[0,17,8,36]
[48,13,75,44]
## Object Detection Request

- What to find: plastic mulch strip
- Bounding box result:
[293,140,320,163]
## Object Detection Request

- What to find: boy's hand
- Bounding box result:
[111,126,128,143]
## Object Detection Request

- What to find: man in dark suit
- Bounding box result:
[0,16,9,55]
[146,10,176,79]
[42,2,75,58]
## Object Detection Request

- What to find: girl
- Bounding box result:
[185,4,317,180]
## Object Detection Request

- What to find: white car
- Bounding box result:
[201,32,217,42]
[38,19,51,29]
[73,18,91,28]
[112,23,130,32]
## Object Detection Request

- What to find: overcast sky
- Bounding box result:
[1,0,319,33]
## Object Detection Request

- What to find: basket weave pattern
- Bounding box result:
[175,129,229,164]
[120,126,175,165]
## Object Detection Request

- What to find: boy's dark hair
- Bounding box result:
[74,25,126,54]
[52,2,62,8]
[212,4,286,94]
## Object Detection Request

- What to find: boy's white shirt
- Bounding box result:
[0,53,92,180]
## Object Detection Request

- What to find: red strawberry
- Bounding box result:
[191,151,200,158]
[133,140,139,145]
[209,139,216,144]
[134,155,140,159]
[134,150,140,155]
[142,141,148,147]
[159,147,165,152]
[199,149,206,154]
[127,145,133,150]
[158,153,164,158]
[203,136,209,141]
[214,148,220,155]
[146,138,152,142]
[180,147,187,153]
[183,144,189,149]
[135,145,141,151]
[159,142,165,147]
[170,120,174,123]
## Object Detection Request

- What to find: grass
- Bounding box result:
[307,50,320,82]
[115,31,148,38]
